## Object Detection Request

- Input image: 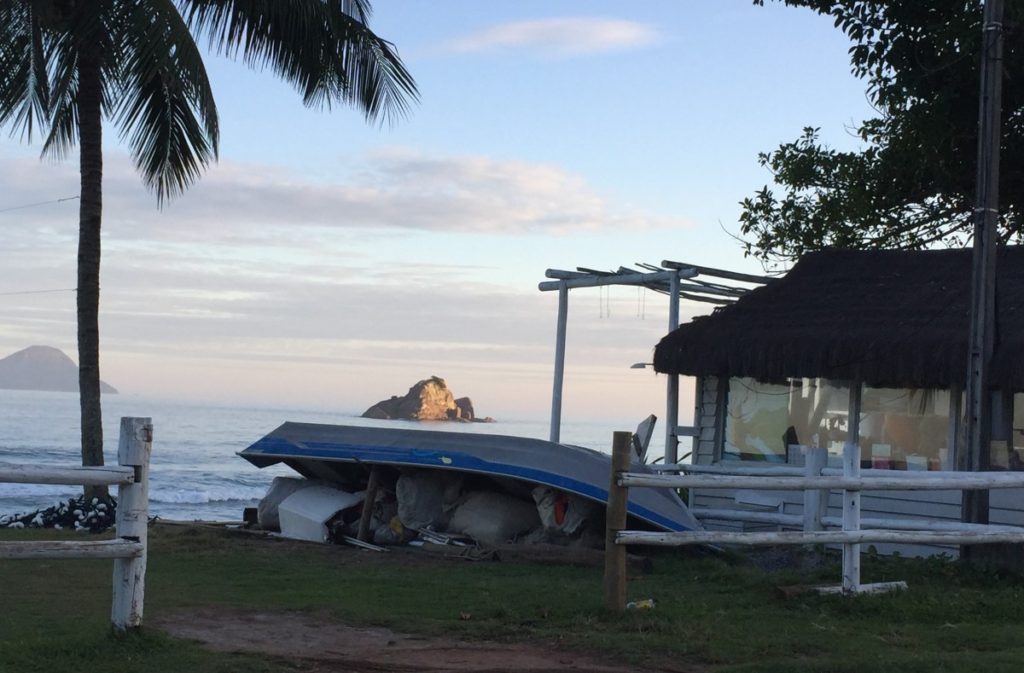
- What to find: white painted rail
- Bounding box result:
[0,417,152,632]
[696,507,1023,534]
[0,539,144,560]
[619,529,1024,546]
[0,463,135,486]
[605,438,1024,607]
[621,472,1024,491]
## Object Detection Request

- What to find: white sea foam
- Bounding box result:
[148,483,269,504]
[0,479,268,505]
[0,483,77,499]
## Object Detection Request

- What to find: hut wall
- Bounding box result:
[687,377,1024,558]
[691,375,752,529]
[694,376,720,465]
[694,472,1024,557]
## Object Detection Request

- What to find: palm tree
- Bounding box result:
[0,1,416,500]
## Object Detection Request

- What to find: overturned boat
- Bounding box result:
[240,422,700,533]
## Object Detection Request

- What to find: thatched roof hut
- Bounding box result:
[654,247,1024,391]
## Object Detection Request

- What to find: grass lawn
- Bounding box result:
[2,523,1024,672]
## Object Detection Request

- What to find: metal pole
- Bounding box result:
[549,281,569,443]
[664,272,681,464]
[962,0,1004,530]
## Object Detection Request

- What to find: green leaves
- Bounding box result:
[0,1,51,142]
[742,0,1023,264]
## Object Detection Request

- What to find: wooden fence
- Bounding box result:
[604,433,1024,608]
[0,417,152,632]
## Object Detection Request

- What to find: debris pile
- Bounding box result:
[254,470,601,552]
[0,494,117,532]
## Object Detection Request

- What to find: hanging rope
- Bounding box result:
[0,195,79,214]
[0,288,76,297]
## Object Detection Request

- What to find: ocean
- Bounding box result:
[0,390,662,522]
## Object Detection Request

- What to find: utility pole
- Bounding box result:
[962,0,1004,534]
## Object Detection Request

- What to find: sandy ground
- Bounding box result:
[155,607,701,673]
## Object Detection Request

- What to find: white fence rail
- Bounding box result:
[604,436,1024,607]
[622,472,1024,491]
[0,463,136,486]
[0,417,152,632]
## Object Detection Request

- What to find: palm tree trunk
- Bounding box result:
[77,43,108,501]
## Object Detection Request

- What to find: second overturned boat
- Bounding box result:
[240,422,701,533]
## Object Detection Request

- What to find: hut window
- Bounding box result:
[1003,393,1024,470]
[858,388,951,471]
[724,378,850,463]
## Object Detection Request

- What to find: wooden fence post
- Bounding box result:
[111,417,152,632]
[842,383,862,593]
[803,446,828,532]
[357,466,381,542]
[604,431,633,612]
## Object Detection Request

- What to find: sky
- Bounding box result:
[0,1,876,427]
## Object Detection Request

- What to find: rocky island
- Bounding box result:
[0,345,117,394]
[362,376,494,422]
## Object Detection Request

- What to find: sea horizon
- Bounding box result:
[0,389,666,522]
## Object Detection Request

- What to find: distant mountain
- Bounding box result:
[0,346,118,394]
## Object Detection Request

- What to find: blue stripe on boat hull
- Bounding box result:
[240,423,700,533]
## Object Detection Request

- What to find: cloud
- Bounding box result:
[446,17,660,57]
[0,142,694,415]
[0,148,681,243]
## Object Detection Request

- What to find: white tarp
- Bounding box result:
[278,485,365,543]
[258,476,314,531]
[396,471,462,529]
[447,491,540,545]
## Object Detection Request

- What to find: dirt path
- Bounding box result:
[155,607,700,673]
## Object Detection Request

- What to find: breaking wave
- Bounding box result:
[0,483,78,499]
[0,481,268,504]
[148,483,269,505]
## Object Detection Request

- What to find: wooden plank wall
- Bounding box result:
[694,376,719,465]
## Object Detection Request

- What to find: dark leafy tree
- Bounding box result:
[741,1,1022,264]
[0,1,417,499]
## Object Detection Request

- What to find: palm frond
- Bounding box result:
[112,0,220,203]
[339,0,373,23]
[181,0,417,124]
[40,35,79,160]
[0,1,52,141]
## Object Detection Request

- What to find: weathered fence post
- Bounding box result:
[803,446,828,532]
[357,466,381,542]
[111,417,152,632]
[604,431,633,612]
[842,384,863,593]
